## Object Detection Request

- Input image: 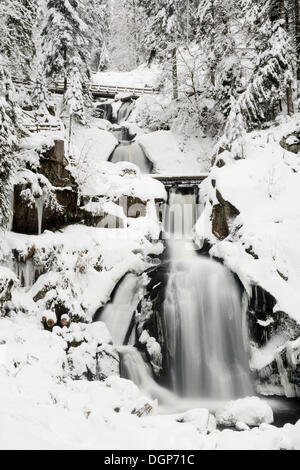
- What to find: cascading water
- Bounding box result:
[110,141,152,174]
[117,101,134,123]
[164,188,198,240]
[97,186,253,407]
[162,188,253,400]
[95,273,143,345]
[163,244,253,400]
[118,346,180,409]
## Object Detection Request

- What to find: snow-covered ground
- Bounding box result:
[138,130,211,175]
[92,65,161,89]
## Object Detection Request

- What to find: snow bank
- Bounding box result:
[92,65,161,89]
[0,225,164,321]
[138,130,211,175]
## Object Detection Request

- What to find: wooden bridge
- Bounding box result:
[49,82,159,99]
[152,174,208,187]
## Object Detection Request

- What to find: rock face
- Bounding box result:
[13,140,79,235]
[211,189,240,240]
[0,268,18,316]
[94,103,113,122]
[135,248,170,382]
[280,132,300,154]
[13,186,78,235]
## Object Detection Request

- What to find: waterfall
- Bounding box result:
[163,241,253,400]
[95,273,144,345]
[110,141,152,174]
[118,346,180,408]
[117,101,134,123]
[162,190,253,400]
[164,188,198,240]
[97,188,253,406]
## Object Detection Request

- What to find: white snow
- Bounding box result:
[216,397,274,428]
[138,130,211,175]
[92,65,161,89]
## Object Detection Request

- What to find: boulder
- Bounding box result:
[280,132,300,155]
[216,397,274,428]
[178,409,217,435]
[211,190,240,240]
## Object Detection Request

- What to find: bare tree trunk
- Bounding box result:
[280,0,294,115]
[295,0,300,81]
[172,48,178,100]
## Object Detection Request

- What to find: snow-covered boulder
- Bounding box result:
[0,268,18,315]
[179,409,217,435]
[216,397,274,428]
[54,322,119,381]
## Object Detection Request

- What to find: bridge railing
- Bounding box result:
[49,81,159,96]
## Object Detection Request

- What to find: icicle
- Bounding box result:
[35,196,45,235]
[5,190,14,232]
[275,352,296,398]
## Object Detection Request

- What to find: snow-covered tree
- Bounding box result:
[137,0,195,98]
[42,0,91,120]
[0,65,22,226]
[0,0,37,78]
[42,0,90,86]
[62,59,86,123]
[108,0,146,71]
[31,70,50,113]
[239,0,295,129]
[82,0,111,72]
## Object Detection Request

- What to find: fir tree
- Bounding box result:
[0,0,37,79]
[31,71,50,113]
[62,59,86,124]
[239,0,295,129]
[0,64,22,227]
[82,0,110,72]
[42,0,91,119]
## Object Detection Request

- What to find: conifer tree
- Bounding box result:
[83,0,111,72]
[42,0,91,120]
[239,0,295,129]
[31,71,50,113]
[0,64,22,226]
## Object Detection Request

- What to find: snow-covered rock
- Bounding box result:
[138,130,211,175]
[216,397,274,428]
[179,408,217,435]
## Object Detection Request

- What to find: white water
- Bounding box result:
[110,141,152,174]
[163,241,253,400]
[117,101,134,123]
[164,189,198,240]
[118,346,181,409]
[99,190,253,406]
[97,273,144,345]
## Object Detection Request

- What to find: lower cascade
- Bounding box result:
[163,242,254,400]
[99,190,254,405]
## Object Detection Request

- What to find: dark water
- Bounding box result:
[264,396,300,427]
